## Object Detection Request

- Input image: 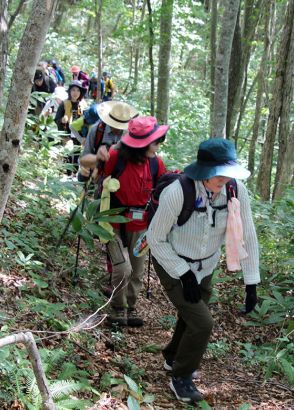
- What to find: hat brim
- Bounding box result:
[121,125,169,148]
[67,85,86,96]
[98,101,139,130]
[184,161,251,180]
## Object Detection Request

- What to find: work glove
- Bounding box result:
[241,284,257,314]
[180,270,201,303]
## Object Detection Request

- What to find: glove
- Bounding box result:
[243,284,257,313]
[180,270,201,303]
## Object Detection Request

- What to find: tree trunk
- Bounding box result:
[132,0,146,92]
[96,0,103,101]
[273,124,294,199]
[248,0,274,180]
[273,10,294,200]
[211,0,240,138]
[147,0,155,116]
[0,332,56,409]
[0,0,8,105]
[8,0,26,30]
[209,0,217,133]
[226,6,241,139]
[0,0,58,224]
[226,0,263,139]
[256,0,294,200]
[156,0,174,124]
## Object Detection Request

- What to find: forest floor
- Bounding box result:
[1,206,293,410]
[84,249,294,410]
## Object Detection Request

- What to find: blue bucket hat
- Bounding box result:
[184,138,250,180]
[84,104,100,125]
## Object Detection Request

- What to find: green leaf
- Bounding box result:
[95,215,131,223]
[198,400,212,409]
[258,299,272,316]
[86,200,100,220]
[32,278,48,289]
[85,223,114,241]
[143,393,155,403]
[279,358,294,385]
[124,375,139,393]
[71,210,84,232]
[237,404,252,410]
[127,395,140,410]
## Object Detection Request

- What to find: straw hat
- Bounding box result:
[98,101,139,130]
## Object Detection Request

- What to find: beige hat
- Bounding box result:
[98,101,139,130]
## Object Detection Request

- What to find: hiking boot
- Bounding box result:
[127,307,144,327]
[164,359,198,379]
[106,307,127,326]
[170,376,203,403]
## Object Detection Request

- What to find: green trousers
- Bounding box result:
[153,257,214,378]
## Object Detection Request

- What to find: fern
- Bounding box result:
[56,398,92,409]
[40,348,67,374]
[50,380,87,400]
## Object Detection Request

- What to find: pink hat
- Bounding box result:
[70,65,80,73]
[121,116,169,148]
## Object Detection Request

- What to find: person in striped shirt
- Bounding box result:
[147,138,259,404]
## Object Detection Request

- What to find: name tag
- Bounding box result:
[129,208,145,221]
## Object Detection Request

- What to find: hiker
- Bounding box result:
[104,116,168,327]
[39,85,68,118]
[69,103,100,145]
[50,59,65,85]
[70,65,90,94]
[102,71,115,101]
[146,138,260,404]
[31,69,57,114]
[55,80,87,175]
[79,101,138,180]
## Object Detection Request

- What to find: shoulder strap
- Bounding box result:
[94,121,107,153]
[177,175,196,226]
[149,156,159,187]
[226,178,238,201]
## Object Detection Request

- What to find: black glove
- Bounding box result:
[243,284,257,313]
[180,270,201,303]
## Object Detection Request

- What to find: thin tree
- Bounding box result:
[0,0,8,104]
[0,0,58,223]
[147,0,155,115]
[226,0,263,140]
[156,0,174,124]
[273,7,294,199]
[209,0,217,133]
[256,0,294,200]
[96,0,103,101]
[132,0,146,92]
[248,0,274,180]
[211,0,240,138]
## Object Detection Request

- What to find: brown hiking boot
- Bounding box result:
[106,307,127,326]
[127,307,144,327]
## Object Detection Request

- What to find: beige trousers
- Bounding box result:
[107,229,146,309]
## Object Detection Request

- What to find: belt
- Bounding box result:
[179,252,216,271]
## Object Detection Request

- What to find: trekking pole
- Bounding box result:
[72,189,87,286]
[146,249,152,299]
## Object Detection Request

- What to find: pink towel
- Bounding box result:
[225,197,248,271]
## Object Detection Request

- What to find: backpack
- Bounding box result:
[147,173,237,227]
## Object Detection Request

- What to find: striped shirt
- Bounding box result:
[147,179,260,285]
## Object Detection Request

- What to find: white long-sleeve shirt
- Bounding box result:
[146,179,260,285]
